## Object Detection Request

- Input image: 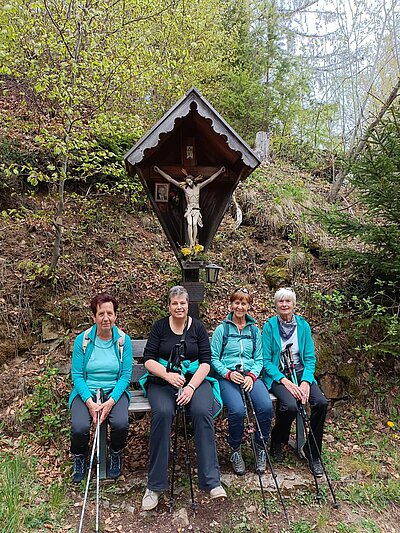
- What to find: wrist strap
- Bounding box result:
[188,383,196,392]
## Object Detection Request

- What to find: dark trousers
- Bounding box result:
[147,380,221,492]
[70,394,129,455]
[270,374,328,457]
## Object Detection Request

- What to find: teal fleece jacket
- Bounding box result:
[262,314,316,390]
[211,312,263,380]
[68,324,132,408]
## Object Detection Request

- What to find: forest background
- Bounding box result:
[0,0,399,532]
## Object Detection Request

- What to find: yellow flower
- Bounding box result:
[194,244,204,254]
[180,247,192,257]
[387,421,395,428]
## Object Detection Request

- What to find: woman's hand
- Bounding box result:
[176,385,195,406]
[299,381,310,404]
[243,375,254,392]
[229,371,245,385]
[98,397,115,424]
[165,372,186,389]
[280,377,303,401]
[86,397,102,423]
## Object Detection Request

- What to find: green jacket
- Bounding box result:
[211,312,263,379]
[68,324,132,408]
[262,314,316,390]
[139,358,223,417]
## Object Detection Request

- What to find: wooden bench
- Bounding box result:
[98,339,305,478]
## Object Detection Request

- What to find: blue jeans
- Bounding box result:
[219,379,273,449]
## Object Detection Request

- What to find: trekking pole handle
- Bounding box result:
[96,388,102,404]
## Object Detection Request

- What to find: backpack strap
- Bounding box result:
[249,324,257,355]
[219,320,230,358]
[82,326,93,353]
[116,328,125,362]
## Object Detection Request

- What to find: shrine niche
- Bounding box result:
[124,87,261,266]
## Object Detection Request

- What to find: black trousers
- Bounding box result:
[270,373,328,457]
[146,380,221,492]
[70,394,129,455]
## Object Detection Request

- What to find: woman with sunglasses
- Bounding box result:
[262,288,328,477]
[211,288,273,475]
[141,285,226,511]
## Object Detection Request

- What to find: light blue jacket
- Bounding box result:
[211,312,263,379]
[262,314,316,390]
[68,324,132,408]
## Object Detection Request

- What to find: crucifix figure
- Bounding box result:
[154,165,225,249]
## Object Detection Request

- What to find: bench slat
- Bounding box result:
[129,342,276,414]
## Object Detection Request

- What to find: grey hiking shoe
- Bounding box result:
[255,444,267,474]
[230,446,245,475]
[142,488,160,511]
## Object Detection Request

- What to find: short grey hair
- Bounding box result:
[274,287,296,306]
[168,285,189,304]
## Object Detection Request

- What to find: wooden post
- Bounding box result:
[182,266,204,319]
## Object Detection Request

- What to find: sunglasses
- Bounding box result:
[234,287,249,294]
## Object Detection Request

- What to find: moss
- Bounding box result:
[264,265,290,290]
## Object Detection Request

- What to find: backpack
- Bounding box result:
[219,320,257,359]
[82,326,125,361]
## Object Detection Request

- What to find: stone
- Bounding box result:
[319,373,345,400]
[171,508,190,529]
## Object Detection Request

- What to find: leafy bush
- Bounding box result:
[19,367,69,443]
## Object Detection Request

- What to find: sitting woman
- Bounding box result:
[69,293,132,482]
[211,288,273,475]
[262,287,328,477]
[141,285,226,511]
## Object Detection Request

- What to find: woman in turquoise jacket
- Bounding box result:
[262,288,328,477]
[69,293,132,483]
[211,288,273,476]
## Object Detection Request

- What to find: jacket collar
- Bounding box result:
[272,314,300,347]
[88,324,119,342]
[226,312,257,327]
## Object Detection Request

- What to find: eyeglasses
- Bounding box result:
[234,287,249,294]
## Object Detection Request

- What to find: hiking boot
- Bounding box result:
[73,454,86,483]
[230,446,246,475]
[108,449,122,479]
[270,440,285,463]
[209,485,227,499]
[304,447,323,478]
[142,488,160,511]
[255,444,267,474]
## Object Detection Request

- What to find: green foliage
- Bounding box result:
[338,478,400,511]
[19,366,69,443]
[312,283,400,363]
[317,105,400,284]
[0,453,66,532]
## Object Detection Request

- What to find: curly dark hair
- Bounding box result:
[90,293,118,315]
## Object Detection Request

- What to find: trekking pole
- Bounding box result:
[167,343,196,513]
[235,365,269,517]
[243,387,290,523]
[281,346,339,509]
[78,389,101,533]
[182,401,197,513]
[95,389,102,533]
[169,402,180,512]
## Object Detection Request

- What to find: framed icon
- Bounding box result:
[155,183,169,203]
